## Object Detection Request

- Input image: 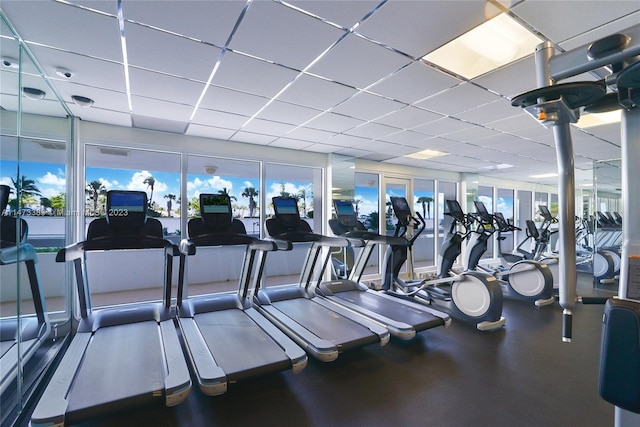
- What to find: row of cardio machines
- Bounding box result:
[31,190,453,426]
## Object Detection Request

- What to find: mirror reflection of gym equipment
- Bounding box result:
[512,24,640,425]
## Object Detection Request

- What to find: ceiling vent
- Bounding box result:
[99,147,129,157]
[37,141,66,150]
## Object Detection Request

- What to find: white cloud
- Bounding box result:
[127,170,168,195]
[206,176,232,192]
[39,171,66,187]
[243,180,255,189]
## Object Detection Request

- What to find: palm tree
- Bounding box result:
[143,175,156,208]
[85,180,106,215]
[417,196,434,219]
[164,193,176,217]
[241,187,259,217]
[11,175,42,209]
[217,187,236,201]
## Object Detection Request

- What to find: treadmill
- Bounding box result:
[31,191,191,427]
[176,193,307,396]
[324,199,451,339]
[252,197,390,362]
[0,185,50,395]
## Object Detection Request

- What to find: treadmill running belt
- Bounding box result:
[273,298,375,347]
[195,310,290,380]
[66,321,165,421]
[334,291,444,331]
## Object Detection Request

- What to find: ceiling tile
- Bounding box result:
[190,108,248,130]
[415,83,501,116]
[121,0,246,47]
[375,106,443,130]
[278,74,357,110]
[2,1,122,61]
[288,1,382,29]
[129,68,205,105]
[472,56,537,100]
[213,52,299,98]
[240,118,297,137]
[284,127,337,143]
[255,101,323,126]
[454,99,523,125]
[305,112,365,133]
[186,124,237,141]
[199,86,268,118]
[332,92,405,121]
[356,0,501,58]
[344,122,399,139]
[368,62,461,104]
[228,1,345,70]
[307,34,412,89]
[229,131,277,145]
[512,1,640,44]
[125,23,222,81]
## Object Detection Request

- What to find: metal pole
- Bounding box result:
[553,124,577,342]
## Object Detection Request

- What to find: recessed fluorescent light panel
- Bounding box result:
[574,110,621,128]
[530,173,558,179]
[423,13,542,79]
[404,149,448,160]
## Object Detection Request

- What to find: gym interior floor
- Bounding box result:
[24,272,616,427]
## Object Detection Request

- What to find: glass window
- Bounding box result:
[477,185,494,260]
[496,188,514,253]
[516,190,532,253]
[534,191,549,223]
[263,163,323,286]
[414,179,435,269]
[185,155,261,297]
[438,181,458,255]
[84,145,181,307]
[354,172,380,277]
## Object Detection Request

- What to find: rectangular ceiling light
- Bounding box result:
[530,173,558,179]
[423,13,542,79]
[574,110,621,128]
[404,149,448,160]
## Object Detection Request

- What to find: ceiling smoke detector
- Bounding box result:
[2,57,19,69]
[204,166,218,175]
[55,67,73,79]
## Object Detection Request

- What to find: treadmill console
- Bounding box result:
[272,197,301,230]
[106,191,147,232]
[390,196,412,226]
[333,200,359,228]
[445,200,466,224]
[200,193,233,227]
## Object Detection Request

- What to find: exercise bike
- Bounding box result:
[464,201,554,307]
[382,196,505,331]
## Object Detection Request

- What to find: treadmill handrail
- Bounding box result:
[56,235,177,262]
[270,231,353,247]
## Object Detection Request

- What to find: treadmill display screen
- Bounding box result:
[274,198,299,216]
[334,200,355,217]
[109,192,145,213]
[201,194,231,214]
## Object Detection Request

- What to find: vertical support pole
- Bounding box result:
[553,124,577,342]
[618,106,640,300]
[613,103,640,427]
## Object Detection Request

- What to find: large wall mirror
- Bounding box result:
[0,14,73,425]
[593,159,622,292]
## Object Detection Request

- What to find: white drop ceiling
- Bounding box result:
[1,0,638,188]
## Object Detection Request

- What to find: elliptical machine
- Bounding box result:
[383,196,505,331]
[464,201,554,307]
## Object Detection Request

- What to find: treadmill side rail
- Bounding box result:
[30,333,92,427]
[178,318,227,396]
[160,320,193,406]
[244,308,308,373]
